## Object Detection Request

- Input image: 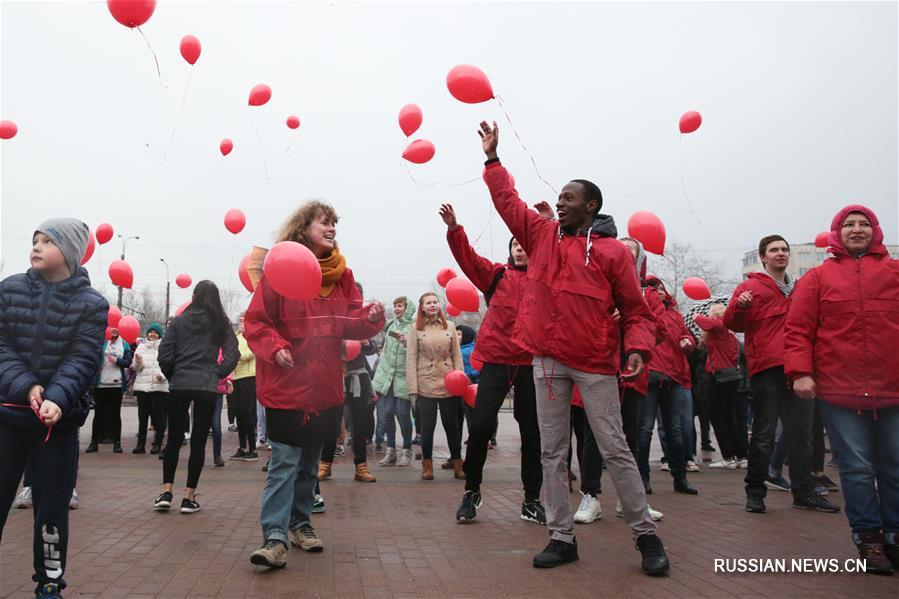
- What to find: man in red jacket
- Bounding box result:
[439,204,544,526]
[724,235,839,515]
[478,121,669,576]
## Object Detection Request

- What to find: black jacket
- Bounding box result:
[0,267,108,428]
[158,308,239,393]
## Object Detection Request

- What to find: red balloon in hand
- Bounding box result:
[180,35,201,65]
[446,65,494,104]
[0,120,17,140]
[96,223,114,245]
[463,384,478,408]
[627,211,666,256]
[345,340,362,362]
[118,315,141,345]
[444,370,470,396]
[286,115,300,129]
[679,111,702,134]
[682,277,711,301]
[224,209,246,234]
[108,260,134,289]
[398,104,423,137]
[175,274,192,289]
[263,241,322,300]
[249,84,272,106]
[402,139,435,164]
[107,0,156,28]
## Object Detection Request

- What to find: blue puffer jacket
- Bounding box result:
[0,267,108,429]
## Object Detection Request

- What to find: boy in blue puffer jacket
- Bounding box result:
[0,218,107,599]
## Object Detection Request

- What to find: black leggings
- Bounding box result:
[135,391,167,447]
[91,387,123,443]
[163,390,216,488]
[232,377,258,451]
[322,375,375,465]
[419,396,462,460]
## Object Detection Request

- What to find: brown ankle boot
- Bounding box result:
[452,458,465,480]
[354,462,376,483]
[440,458,454,470]
[421,459,434,480]
[318,461,332,481]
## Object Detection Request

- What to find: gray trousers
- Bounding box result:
[533,357,656,542]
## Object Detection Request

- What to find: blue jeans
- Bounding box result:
[380,393,413,449]
[639,381,691,481]
[211,395,223,458]
[769,419,788,475]
[374,399,387,446]
[819,403,899,541]
[256,401,267,443]
[260,440,323,545]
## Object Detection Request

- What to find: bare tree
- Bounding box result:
[647,241,739,303]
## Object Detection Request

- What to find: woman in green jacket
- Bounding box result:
[373,297,416,467]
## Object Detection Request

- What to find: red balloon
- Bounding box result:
[263,241,322,300]
[345,340,362,362]
[445,303,462,317]
[175,273,192,289]
[107,0,156,28]
[469,356,484,371]
[446,64,495,104]
[81,230,96,265]
[249,84,272,107]
[445,278,479,313]
[683,277,711,301]
[105,326,112,341]
[239,253,254,293]
[627,211,666,255]
[108,306,123,328]
[444,370,470,396]
[814,232,830,248]
[118,315,140,345]
[224,208,246,234]
[463,384,478,408]
[402,139,435,164]
[0,120,17,140]
[220,138,233,157]
[175,301,191,317]
[180,35,201,65]
[286,115,300,129]
[437,268,457,288]
[398,104,423,137]
[679,111,702,134]
[108,260,134,289]
[96,223,114,245]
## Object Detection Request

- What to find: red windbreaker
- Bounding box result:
[484,162,655,375]
[723,272,790,376]
[643,283,693,388]
[785,204,899,412]
[446,226,531,366]
[243,269,385,414]
[694,315,739,373]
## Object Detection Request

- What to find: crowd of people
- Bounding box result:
[1,121,898,598]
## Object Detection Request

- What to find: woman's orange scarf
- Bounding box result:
[319,248,347,297]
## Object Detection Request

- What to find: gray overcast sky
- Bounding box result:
[2,1,897,312]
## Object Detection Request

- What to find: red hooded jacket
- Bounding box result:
[243,269,385,414]
[446,226,531,366]
[785,204,899,412]
[723,272,791,376]
[484,162,655,375]
[694,315,739,373]
[643,279,693,388]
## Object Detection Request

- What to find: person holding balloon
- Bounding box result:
[0,218,107,599]
[87,325,133,454]
[244,200,385,570]
[406,293,465,482]
[438,203,544,524]
[478,121,670,575]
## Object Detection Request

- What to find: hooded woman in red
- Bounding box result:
[785,204,899,574]
[244,201,385,569]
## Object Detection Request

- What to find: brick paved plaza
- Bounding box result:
[1,407,895,598]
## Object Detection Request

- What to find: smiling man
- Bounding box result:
[478,121,669,576]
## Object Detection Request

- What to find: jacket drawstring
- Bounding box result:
[0,403,53,442]
[585,223,596,266]
[539,357,558,401]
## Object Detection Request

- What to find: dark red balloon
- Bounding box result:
[437,268,457,288]
[463,384,478,408]
[81,231,96,265]
[445,278,479,313]
[224,209,246,234]
[108,306,123,328]
[105,326,112,341]
[345,340,362,362]
[445,303,462,317]
[679,111,702,134]
[402,139,435,164]
[398,104,423,137]
[175,273,192,289]
[814,232,830,248]
[446,64,494,104]
[286,115,300,129]
[118,315,140,344]
[107,0,156,28]
[96,223,114,245]
[239,253,254,293]
[108,260,134,289]
[249,84,272,107]
[444,370,469,396]
[682,277,711,301]
[180,35,201,65]
[0,120,17,140]
[627,211,666,256]
[220,138,233,156]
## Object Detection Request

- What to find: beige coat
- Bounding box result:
[406,319,463,398]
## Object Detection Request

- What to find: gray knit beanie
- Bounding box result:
[35,218,90,276]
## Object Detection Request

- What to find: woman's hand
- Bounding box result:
[439,204,459,230]
[28,385,44,413]
[793,375,816,400]
[275,349,295,369]
[368,302,385,323]
[226,380,234,394]
[478,121,499,159]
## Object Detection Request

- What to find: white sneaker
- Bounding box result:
[686,460,700,472]
[737,459,748,469]
[574,492,602,523]
[615,500,664,522]
[396,448,414,467]
[379,447,397,466]
[659,462,670,472]
[709,458,737,469]
[13,486,32,509]
[227,423,238,432]
[69,489,79,510]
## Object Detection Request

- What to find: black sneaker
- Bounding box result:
[230,449,247,461]
[85,442,98,453]
[34,582,63,598]
[812,474,839,492]
[132,444,145,454]
[180,497,201,514]
[456,490,482,523]
[533,539,579,568]
[154,491,173,511]
[113,441,123,453]
[521,499,547,524]
[856,532,894,575]
[642,477,652,495]
[746,495,766,513]
[792,494,840,513]
[241,451,259,462]
[214,455,225,467]
[636,534,671,576]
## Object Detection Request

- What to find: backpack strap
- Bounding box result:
[484,267,507,307]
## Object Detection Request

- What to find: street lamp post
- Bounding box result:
[160,258,171,321]
[117,234,140,310]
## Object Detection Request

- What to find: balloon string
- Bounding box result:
[401,161,479,189]
[249,111,271,180]
[286,132,295,156]
[494,95,557,195]
[161,70,193,159]
[220,156,230,178]
[135,26,168,88]
[227,237,237,291]
[679,135,702,224]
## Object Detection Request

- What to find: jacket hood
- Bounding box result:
[179,308,213,333]
[566,213,618,267]
[395,298,416,326]
[644,274,677,308]
[828,204,887,259]
[619,237,647,282]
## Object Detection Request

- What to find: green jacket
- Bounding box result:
[372,299,416,400]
